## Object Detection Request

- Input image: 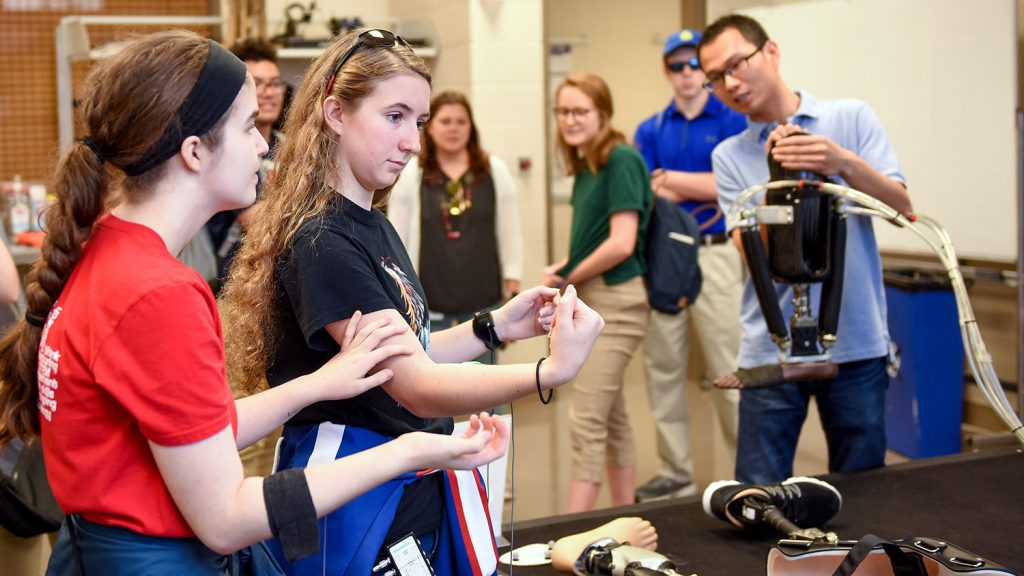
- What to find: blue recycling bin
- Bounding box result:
[883,269,964,458]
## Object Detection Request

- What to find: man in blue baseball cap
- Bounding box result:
[633,29,747,502]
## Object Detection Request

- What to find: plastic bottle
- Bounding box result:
[29,184,47,231]
[9,176,31,240]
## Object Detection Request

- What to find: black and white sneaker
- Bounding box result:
[702,476,842,529]
[635,475,697,502]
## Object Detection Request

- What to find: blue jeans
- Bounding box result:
[735,356,888,484]
[47,515,282,576]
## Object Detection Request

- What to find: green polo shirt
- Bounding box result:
[561,144,652,286]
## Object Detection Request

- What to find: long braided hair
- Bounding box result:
[0,30,227,448]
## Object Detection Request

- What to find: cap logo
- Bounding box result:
[680,30,694,42]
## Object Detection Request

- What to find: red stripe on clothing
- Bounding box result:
[447,470,483,576]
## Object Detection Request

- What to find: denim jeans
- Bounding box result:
[48,515,229,575]
[735,356,888,484]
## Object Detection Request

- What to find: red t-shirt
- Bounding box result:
[37,215,238,537]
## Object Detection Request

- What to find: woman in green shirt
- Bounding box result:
[544,72,653,513]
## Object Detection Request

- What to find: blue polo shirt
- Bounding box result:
[634,95,746,235]
[712,90,906,367]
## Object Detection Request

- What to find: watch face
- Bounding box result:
[473,311,500,350]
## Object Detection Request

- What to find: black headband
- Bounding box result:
[81,136,111,164]
[122,40,247,176]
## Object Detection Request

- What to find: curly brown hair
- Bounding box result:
[219,29,431,392]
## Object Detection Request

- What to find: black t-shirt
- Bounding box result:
[269,193,452,541]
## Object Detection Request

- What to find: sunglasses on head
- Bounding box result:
[324,29,411,95]
[667,57,700,73]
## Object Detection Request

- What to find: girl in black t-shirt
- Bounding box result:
[220,28,605,575]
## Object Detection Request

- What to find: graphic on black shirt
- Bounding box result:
[380,255,430,352]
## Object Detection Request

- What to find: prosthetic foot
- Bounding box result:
[551,517,659,572]
[714,362,839,389]
[702,476,842,534]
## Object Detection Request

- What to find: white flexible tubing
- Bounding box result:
[728,181,1024,445]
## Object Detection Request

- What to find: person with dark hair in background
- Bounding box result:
[633,29,747,502]
[219,29,604,574]
[545,72,653,513]
[388,91,522,364]
[698,14,911,484]
[205,37,287,288]
[0,30,509,574]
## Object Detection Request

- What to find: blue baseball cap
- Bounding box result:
[663,29,702,58]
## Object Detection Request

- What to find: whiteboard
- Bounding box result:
[735,0,1018,262]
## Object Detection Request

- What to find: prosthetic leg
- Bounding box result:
[573,539,690,576]
[717,145,844,389]
[717,139,1023,445]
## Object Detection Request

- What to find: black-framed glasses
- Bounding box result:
[324,29,411,96]
[702,41,766,90]
[553,107,593,120]
[667,57,700,74]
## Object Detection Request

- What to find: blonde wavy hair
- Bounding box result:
[219,29,431,392]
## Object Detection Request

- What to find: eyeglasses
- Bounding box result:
[255,78,284,94]
[554,107,593,120]
[324,29,411,96]
[667,57,700,74]
[702,41,767,91]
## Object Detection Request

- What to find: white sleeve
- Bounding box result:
[387,157,422,272]
[490,155,522,281]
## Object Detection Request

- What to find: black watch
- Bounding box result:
[472,311,503,351]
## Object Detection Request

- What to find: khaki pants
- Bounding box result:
[642,242,743,484]
[568,276,649,483]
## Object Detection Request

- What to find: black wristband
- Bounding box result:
[264,468,319,561]
[536,357,552,405]
[472,310,502,351]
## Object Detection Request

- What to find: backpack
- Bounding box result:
[0,437,63,537]
[644,196,702,314]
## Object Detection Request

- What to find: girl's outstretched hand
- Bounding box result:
[539,284,604,388]
[490,285,560,342]
[402,412,509,471]
[312,311,415,401]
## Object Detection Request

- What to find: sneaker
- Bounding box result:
[702,476,842,529]
[635,475,697,502]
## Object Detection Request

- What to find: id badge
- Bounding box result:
[386,533,436,576]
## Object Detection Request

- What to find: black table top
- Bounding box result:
[499,448,1024,575]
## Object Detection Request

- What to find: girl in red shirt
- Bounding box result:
[0,30,510,574]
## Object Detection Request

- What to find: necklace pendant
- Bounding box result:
[447,230,461,240]
[449,206,462,216]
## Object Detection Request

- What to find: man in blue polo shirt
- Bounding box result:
[633,29,747,502]
[698,14,912,484]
